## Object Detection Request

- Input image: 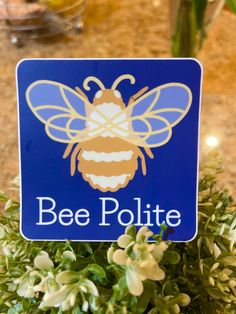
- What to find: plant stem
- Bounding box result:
[171,0,212,57]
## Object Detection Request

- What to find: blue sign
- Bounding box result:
[17,59,202,242]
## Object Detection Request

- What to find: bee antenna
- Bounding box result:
[111,74,136,90]
[83,76,105,91]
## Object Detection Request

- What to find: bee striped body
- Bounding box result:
[77,101,141,192]
[78,137,139,192]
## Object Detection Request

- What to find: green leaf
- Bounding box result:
[147,308,158,314]
[220,255,236,267]
[7,304,23,314]
[163,282,179,296]
[72,306,84,314]
[7,308,19,314]
[86,264,106,278]
[163,251,180,265]
[226,0,236,13]
[133,281,154,313]
[56,271,80,284]
[112,276,127,301]
[0,226,6,239]
[0,155,236,314]
[172,0,198,57]
[125,225,136,238]
[93,249,108,266]
[22,299,31,311]
[30,247,42,258]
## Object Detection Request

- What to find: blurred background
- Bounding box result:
[0,0,235,198]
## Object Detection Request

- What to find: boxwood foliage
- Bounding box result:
[0,151,236,314]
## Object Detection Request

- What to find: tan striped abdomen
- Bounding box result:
[78,137,139,192]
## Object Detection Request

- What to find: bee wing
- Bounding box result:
[26,80,104,143]
[117,83,192,147]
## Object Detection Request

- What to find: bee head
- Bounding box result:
[83,74,136,109]
[93,89,124,108]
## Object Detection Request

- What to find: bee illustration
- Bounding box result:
[26,74,192,192]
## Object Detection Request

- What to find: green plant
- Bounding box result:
[225,0,236,13]
[0,151,236,313]
[171,0,236,57]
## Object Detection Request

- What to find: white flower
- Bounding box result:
[229,280,236,289]
[112,249,128,265]
[108,226,167,296]
[2,244,11,257]
[177,294,191,306]
[80,278,99,297]
[107,246,115,263]
[173,304,180,313]
[126,265,143,296]
[69,293,76,307]
[0,226,6,239]
[16,273,38,298]
[213,243,221,259]
[40,285,72,308]
[136,258,165,281]
[209,276,215,286]
[227,229,236,251]
[33,273,55,293]
[136,226,153,242]
[152,242,169,262]
[24,287,35,298]
[7,282,17,291]
[56,271,79,284]
[82,300,89,312]
[118,234,133,248]
[210,262,219,272]
[62,250,76,261]
[4,199,13,210]
[34,251,54,270]
[221,256,236,267]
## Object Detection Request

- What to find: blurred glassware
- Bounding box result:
[0,0,86,46]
